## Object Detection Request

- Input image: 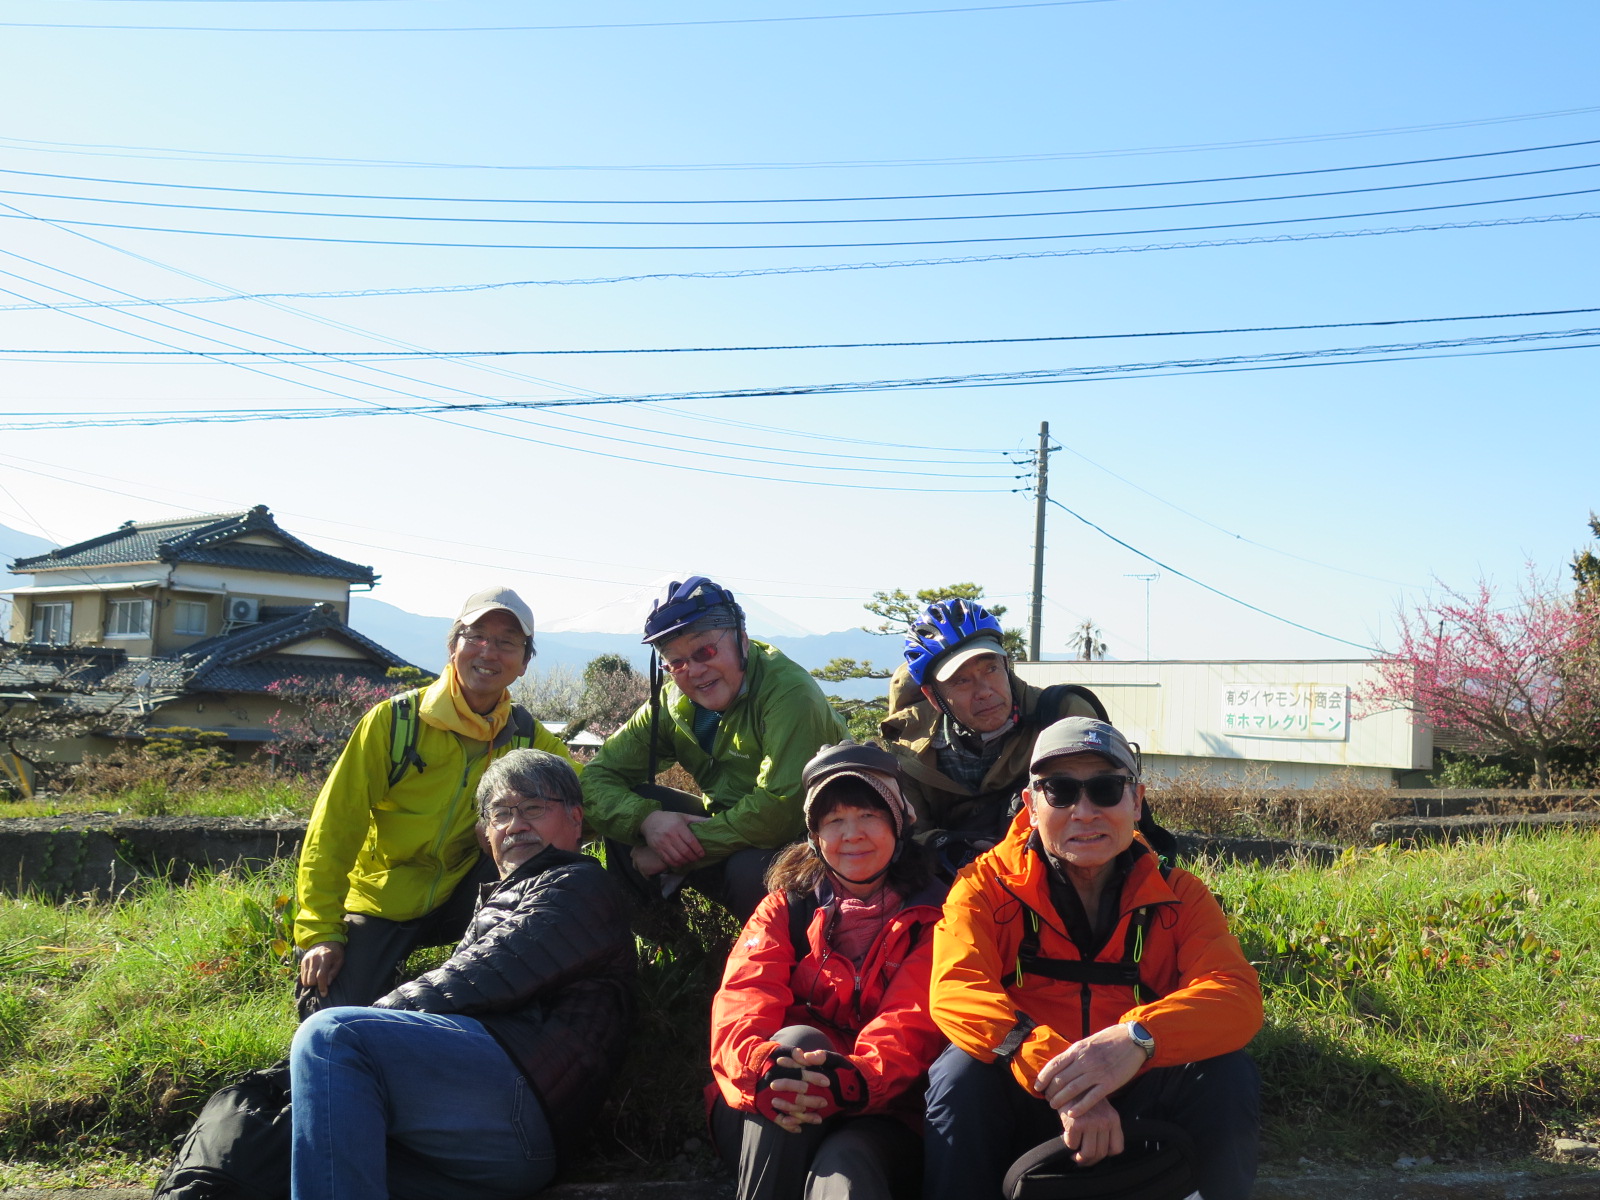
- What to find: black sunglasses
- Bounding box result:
[1032,773,1134,809]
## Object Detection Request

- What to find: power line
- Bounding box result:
[2,272,999,491]
[5,104,1599,171]
[0,448,882,595]
[1045,497,1375,652]
[0,209,1017,494]
[7,136,1597,206]
[0,455,878,597]
[647,406,1012,455]
[6,209,1593,309]
[1046,437,1420,588]
[6,327,1596,430]
[9,183,1600,249]
[10,305,1596,358]
[9,159,1599,225]
[0,1,1117,33]
[2,197,1013,490]
[0,199,1027,494]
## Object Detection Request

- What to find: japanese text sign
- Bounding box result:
[1220,684,1349,741]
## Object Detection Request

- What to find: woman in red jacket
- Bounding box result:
[709,742,947,1200]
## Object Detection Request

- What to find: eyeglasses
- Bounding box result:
[1032,774,1133,809]
[459,631,528,656]
[487,799,564,827]
[662,632,728,675]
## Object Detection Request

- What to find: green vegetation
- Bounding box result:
[1,780,314,821]
[1216,834,1600,1159]
[0,829,1593,1185]
[0,861,298,1185]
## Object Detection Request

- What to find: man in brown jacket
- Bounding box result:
[879,598,1106,876]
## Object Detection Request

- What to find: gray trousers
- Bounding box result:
[710,1026,923,1200]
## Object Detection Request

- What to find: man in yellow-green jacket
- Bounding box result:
[293,586,577,1020]
[581,576,845,922]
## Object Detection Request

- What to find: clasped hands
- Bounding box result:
[1034,1024,1149,1167]
[753,1048,865,1135]
[632,809,710,877]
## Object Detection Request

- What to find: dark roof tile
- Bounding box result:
[10,505,376,584]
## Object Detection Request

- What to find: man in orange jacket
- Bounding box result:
[925,717,1262,1200]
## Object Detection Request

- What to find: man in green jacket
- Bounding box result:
[293,586,577,1019]
[581,576,845,922]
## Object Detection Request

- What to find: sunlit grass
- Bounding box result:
[0,825,1593,1183]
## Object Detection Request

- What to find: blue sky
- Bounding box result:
[0,0,1596,657]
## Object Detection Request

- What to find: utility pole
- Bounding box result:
[1028,421,1052,662]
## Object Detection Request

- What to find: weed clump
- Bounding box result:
[1148,766,1402,844]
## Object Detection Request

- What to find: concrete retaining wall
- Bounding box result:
[1388,789,1600,818]
[0,814,305,898]
[1,800,1595,899]
[1372,810,1600,845]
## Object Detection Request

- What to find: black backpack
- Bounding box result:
[1002,1117,1196,1200]
[154,1061,291,1200]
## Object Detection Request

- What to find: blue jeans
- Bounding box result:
[290,1007,557,1200]
[924,1044,1259,1200]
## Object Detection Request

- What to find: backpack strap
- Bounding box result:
[386,690,426,788]
[1033,682,1110,726]
[496,703,537,752]
[786,889,820,957]
[1012,880,1170,1005]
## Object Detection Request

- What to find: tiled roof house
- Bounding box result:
[2,507,416,788]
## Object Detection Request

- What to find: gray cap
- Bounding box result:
[457,586,535,639]
[932,634,1007,682]
[802,741,914,840]
[1030,716,1139,778]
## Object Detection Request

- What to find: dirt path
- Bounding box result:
[5,1163,1597,1200]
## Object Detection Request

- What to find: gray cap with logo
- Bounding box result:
[1029,716,1140,778]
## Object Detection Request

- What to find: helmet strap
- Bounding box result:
[930,673,1021,754]
[822,857,893,891]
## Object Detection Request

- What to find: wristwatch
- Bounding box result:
[1127,1020,1156,1060]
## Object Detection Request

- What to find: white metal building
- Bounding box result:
[1014,659,1430,787]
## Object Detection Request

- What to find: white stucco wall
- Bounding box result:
[1014,659,1429,786]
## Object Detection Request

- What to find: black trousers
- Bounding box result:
[607,783,778,924]
[710,1025,924,1200]
[293,854,495,1022]
[924,1043,1259,1200]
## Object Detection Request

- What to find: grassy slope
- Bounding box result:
[0,833,1593,1185]
[1215,835,1599,1158]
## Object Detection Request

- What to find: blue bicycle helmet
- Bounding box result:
[903,598,1006,686]
[642,575,744,646]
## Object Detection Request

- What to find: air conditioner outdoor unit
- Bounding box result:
[226,597,259,624]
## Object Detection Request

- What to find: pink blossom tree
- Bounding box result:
[1362,572,1600,787]
[265,670,421,778]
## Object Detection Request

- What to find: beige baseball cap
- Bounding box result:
[457,586,535,638]
[932,634,1007,682]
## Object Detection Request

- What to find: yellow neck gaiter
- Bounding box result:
[418,665,511,743]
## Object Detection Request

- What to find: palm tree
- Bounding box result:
[1068,619,1107,661]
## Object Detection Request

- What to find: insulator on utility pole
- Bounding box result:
[1028,421,1052,662]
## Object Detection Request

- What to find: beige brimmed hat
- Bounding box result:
[457,586,535,639]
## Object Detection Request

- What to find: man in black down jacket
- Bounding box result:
[288,748,634,1200]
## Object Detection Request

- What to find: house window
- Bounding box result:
[29,601,71,643]
[174,601,208,637]
[106,598,152,638]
